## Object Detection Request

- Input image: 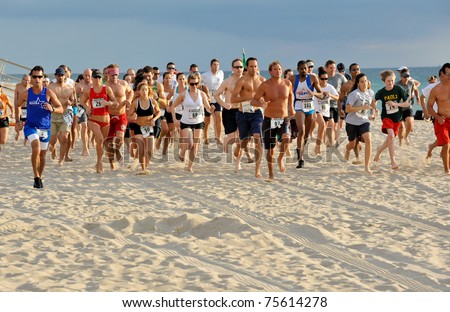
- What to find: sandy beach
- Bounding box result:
[0,118,449,292]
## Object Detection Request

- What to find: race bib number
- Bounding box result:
[242,101,255,113]
[0,109,4,117]
[355,109,368,119]
[37,129,48,140]
[76,106,85,117]
[270,118,284,129]
[63,111,74,126]
[140,126,154,138]
[160,109,166,116]
[20,109,27,119]
[302,100,314,112]
[189,108,201,120]
[318,100,330,117]
[386,103,399,114]
[92,98,104,108]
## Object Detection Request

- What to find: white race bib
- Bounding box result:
[355,109,368,119]
[189,108,201,120]
[76,106,85,117]
[37,129,48,140]
[20,109,27,119]
[318,100,330,117]
[302,100,314,112]
[92,98,104,108]
[270,118,284,129]
[63,111,74,126]
[386,103,399,114]
[160,109,166,116]
[140,126,154,138]
[242,101,255,113]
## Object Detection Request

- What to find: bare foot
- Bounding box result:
[203,138,209,145]
[136,170,149,175]
[64,156,73,162]
[391,163,399,170]
[234,162,242,172]
[255,171,262,179]
[215,138,223,146]
[178,154,185,162]
[265,176,275,182]
[352,158,363,165]
[365,167,373,174]
[406,137,410,145]
[96,162,104,173]
[373,148,381,162]
[247,157,254,163]
[278,157,286,173]
[82,150,90,157]
[15,132,19,141]
[426,144,433,158]
[315,145,321,155]
[185,167,194,173]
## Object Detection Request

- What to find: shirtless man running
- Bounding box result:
[75,69,92,156]
[105,64,134,169]
[251,61,294,180]
[214,58,252,160]
[427,63,450,173]
[231,57,266,177]
[48,67,75,165]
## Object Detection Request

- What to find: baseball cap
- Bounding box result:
[397,66,408,71]
[337,63,345,72]
[55,67,65,75]
[92,69,102,78]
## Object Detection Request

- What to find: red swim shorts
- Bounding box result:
[434,118,450,146]
[381,118,400,136]
[108,113,128,137]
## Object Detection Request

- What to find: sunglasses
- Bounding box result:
[32,75,44,79]
[351,68,360,71]
[233,66,243,69]
[93,76,102,79]
[320,77,328,80]
[154,72,160,75]
[308,65,314,69]
[189,82,199,86]
[168,67,176,70]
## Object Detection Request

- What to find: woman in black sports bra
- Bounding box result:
[127,81,161,174]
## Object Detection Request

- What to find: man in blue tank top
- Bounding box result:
[14,66,64,188]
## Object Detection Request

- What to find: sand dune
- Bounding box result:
[0,119,449,291]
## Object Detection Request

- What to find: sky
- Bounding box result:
[1,0,449,75]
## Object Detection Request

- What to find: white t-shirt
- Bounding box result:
[422,81,439,112]
[313,84,338,117]
[345,88,375,126]
[201,70,224,103]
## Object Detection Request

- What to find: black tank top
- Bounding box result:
[136,99,154,117]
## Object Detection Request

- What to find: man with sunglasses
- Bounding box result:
[105,64,134,169]
[213,59,249,157]
[48,67,76,165]
[15,66,64,188]
[231,57,266,177]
